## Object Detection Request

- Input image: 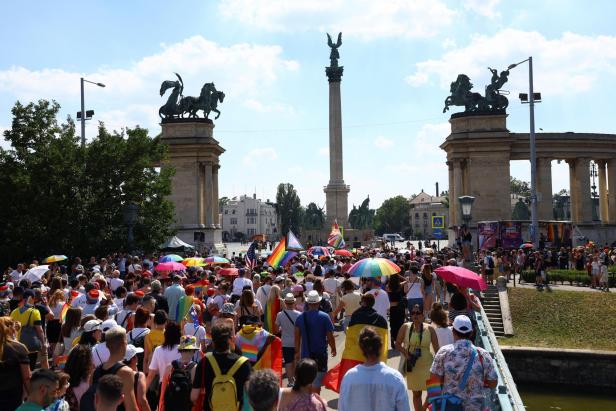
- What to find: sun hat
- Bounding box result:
[124,344,144,361]
[178,335,199,351]
[101,319,118,332]
[452,315,473,334]
[305,290,322,304]
[274,275,285,284]
[284,293,296,304]
[83,319,102,333]
[220,303,236,316]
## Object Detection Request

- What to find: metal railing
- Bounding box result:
[474,301,525,410]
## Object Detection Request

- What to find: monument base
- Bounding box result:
[302,228,375,248]
[174,225,224,255]
[324,183,350,227]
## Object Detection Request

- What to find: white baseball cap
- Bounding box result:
[124,344,144,361]
[452,315,473,334]
[83,319,102,333]
[101,319,118,332]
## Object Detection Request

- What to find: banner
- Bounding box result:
[478,221,499,250]
[500,221,523,249]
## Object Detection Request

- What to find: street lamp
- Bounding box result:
[508,57,540,248]
[458,195,475,225]
[458,195,475,266]
[80,77,105,148]
[123,203,139,254]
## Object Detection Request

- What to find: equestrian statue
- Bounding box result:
[159,73,225,120]
[443,66,510,113]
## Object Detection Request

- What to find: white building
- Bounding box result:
[409,190,448,239]
[221,194,278,241]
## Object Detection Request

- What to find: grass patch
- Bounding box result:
[504,288,616,351]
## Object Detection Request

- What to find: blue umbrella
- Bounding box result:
[160,254,184,262]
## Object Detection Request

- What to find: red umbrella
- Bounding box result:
[334,249,353,257]
[434,265,487,291]
[154,262,186,272]
[219,267,239,277]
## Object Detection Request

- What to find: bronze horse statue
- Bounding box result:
[159,74,225,120]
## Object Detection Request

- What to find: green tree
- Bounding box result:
[275,183,302,235]
[0,100,174,264]
[510,176,531,197]
[511,199,530,220]
[373,195,411,236]
[302,202,325,230]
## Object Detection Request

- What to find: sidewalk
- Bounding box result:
[505,274,608,293]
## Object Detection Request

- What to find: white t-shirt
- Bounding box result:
[367,288,390,320]
[92,342,110,367]
[405,277,423,299]
[128,327,151,345]
[183,323,207,345]
[255,285,271,309]
[323,277,341,295]
[109,278,124,292]
[232,277,253,296]
[149,345,181,377]
[434,326,454,348]
[71,293,87,309]
[275,309,300,347]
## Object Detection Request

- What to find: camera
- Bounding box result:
[406,348,422,372]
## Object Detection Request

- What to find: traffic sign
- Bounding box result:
[432,215,445,229]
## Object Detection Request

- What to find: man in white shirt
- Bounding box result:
[10,264,25,283]
[339,326,409,411]
[109,270,124,292]
[231,269,252,302]
[323,271,341,311]
[365,278,390,320]
[255,275,272,311]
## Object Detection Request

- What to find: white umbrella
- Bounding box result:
[23,265,50,282]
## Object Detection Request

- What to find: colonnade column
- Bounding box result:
[567,159,579,224]
[453,159,463,226]
[575,157,593,223]
[536,158,553,221]
[204,162,214,227]
[608,158,616,224]
[597,160,608,223]
[447,161,455,227]
[213,165,220,228]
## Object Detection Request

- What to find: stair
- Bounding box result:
[481,285,505,337]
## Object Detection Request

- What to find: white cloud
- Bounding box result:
[242,147,278,166]
[405,29,616,96]
[464,0,501,19]
[218,0,456,39]
[0,36,299,140]
[318,146,328,157]
[441,38,457,49]
[374,135,393,149]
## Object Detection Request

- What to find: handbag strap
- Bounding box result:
[302,313,311,351]
[458,346,477,391]
[25,307,34,327]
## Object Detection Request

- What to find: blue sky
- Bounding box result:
[2,0,616,209]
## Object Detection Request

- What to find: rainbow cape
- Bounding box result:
[279,251,298,267]
[254,335,283,382]
[60,302,70,322]
[323,307,388,393]
[193,280,209,297]
[175,295,193,323]
[328,221,346,249]
[263,296,281,332]
[266,237,287,268]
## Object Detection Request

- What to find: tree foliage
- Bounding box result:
[275,183,302,235]
[510,176,531,197]
[373,195,411,236]
[302,202,325,230]
[0,100,174,265]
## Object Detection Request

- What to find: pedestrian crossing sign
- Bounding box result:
[432,215,445,229]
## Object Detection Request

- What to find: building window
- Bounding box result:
[224,210,228,214]
[230,218,237,225]
[232,210,236,215]
[247,217,256,224]
[247,228,256,236]
[432,212,436,216]
[415,213,419,218]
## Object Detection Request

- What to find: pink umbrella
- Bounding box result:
[219,267,239,277]
[154,262,187,272]
[435,265,487,291]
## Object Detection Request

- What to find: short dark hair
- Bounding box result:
[125,293,140,306]
[360,293,375,308]
[30,368,59,389]
[211,323,233,351]
[96,374,124,407]
[153,309,168,325]
[163,322,181,349]
[358,326,382,359]
[246,369,280,411]
[293,358,318,391]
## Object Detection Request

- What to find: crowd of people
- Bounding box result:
[0,244,498,411]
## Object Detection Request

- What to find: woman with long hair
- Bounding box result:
[278,358,327,411]
[47,289,66,350]
[387,273,406,350]
[61,308,82,355]
[430,303,453,347]
[145,322,181,397]
[236,289,263,328]
[0,317,31,410]
[420,264,435,319]
[63,344,93,410]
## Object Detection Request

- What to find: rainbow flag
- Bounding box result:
[236,328,269,363]
[279,251,298,267]
[55,355,68,369]
[263,296,281,332]
[193,280,209,297]
[254,335,283,382]
[328,221,345,249]
[60,302,70,322]
[266,237,287,268]
[426,375,443,400]
[175,295,193,323]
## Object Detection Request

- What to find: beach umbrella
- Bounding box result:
[154,262,186,272]
[183,257,206,267]
[334,249,353,257]
[348,258,401,278]
[44,255,67,263]
[204,256,230,264]
[307,246,331,257]
[219,267,239,277]
[160,254,184,263]
[519,242,533,249]
[435,265,487,291]
[23,265,50,282]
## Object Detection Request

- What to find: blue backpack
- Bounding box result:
[428,347,478,411]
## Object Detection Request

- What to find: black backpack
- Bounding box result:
[164,360,195,411]
[80,363,125,411]
[128,329,148,370]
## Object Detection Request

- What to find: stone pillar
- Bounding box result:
[198,162,205,226]
[447,161,456,227]
[213,165,220,228]
[452,159,463,226]
[575,157,593,223]
[536,158,553,221]
[597,160,608,223]
[608,159,616,224]
[204,162,214,228]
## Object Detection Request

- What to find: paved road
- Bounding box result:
[505,273,609,293]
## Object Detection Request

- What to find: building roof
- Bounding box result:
[409,190,446,205]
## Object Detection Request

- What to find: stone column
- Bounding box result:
[536,158,553,221]
[204,162,214,227]
[608,159,616,224]
[328,81,343,184]
[575,157,593,223]
[213,165,220,228]
[198,162,205,226]
[447,161,456,227]
[452,159,463,226]
[567,159,579,223]
[597,160,608,223]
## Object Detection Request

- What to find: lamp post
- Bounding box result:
[80,77,105,148]
[508,57,541,248]
[123,203,139,254]
[458,195,475,267]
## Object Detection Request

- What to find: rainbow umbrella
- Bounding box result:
[160,254,184,263]
[307,246,331,257]
[204,256,230,264]
[348,257,401,278]
[44,255,68,263]
[183,257,206,267]
[154,262,186,272]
